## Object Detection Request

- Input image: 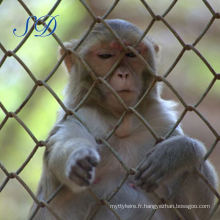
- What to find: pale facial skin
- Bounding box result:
[85,40,148,113]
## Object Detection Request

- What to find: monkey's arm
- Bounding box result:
[135,136,218,212]
[46,117,100,193]
[173,157,217,220]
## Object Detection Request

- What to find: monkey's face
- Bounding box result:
[60,19,159,114]
[85,41,149,113]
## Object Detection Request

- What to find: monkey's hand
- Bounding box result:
[135,136,204,192]
[65,148,100,186]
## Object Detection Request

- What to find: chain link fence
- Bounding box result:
[0,0,220,219]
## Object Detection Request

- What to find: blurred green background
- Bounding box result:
[0,0,219,219]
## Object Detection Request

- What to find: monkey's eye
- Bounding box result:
[98,54,113,59]
[126,52,136,58]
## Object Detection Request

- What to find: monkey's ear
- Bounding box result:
[153,43,160,54]
[59,40,79,73]
[149,40,161,62]
[144,38,161,70]
[144,38,161,56]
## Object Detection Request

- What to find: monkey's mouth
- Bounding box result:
[117,89,133,93]
[117,90,137,103]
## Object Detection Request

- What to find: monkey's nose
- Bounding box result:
[118,72,129,79]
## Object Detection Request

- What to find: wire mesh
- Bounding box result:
[0,0,220,220]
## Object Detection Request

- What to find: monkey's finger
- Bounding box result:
[69,165,92,182]
[140,159,152,172]
[77,159,93,171]
[70,170,90,186]
[144,171,162,186]
[136,166,155,186]
[67,165,91,186]
[140,165,158,181]
[87,156,99,167]
[135,161,152,180]
[143,173,164,192]
[134,170,143,180]
[138,173,160,192]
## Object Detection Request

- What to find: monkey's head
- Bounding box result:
[60,19,160,115]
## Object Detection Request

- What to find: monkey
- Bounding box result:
[29,19,218,220]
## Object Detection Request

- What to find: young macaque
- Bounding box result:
[29,19,218,220]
